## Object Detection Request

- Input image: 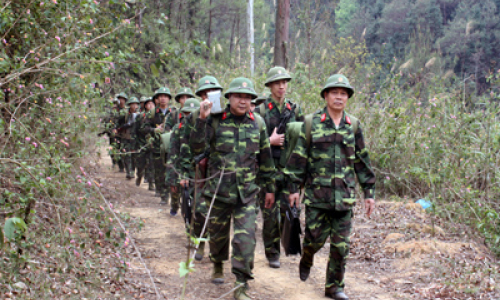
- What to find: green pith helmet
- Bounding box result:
[175,87,195,102]
[195,76,223,96]
[321,74,355,98]
[126,97,140,105]
[143,97,154,106]
[140,96,148,103]
[181,98,200,113]
[264,66,292,87]
[153,87,172,100]
[224,77,258,99]
[116,92,128,101]
[252,91,270,105]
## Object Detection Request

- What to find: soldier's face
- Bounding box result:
[250,103,256,112]
[118,97,126,108]
[145,101,155,111]
[199,88,219,100]
[269,79,288,100]
[154,97,160,105]
[129,103,138,111]
[325,88,349,112]
[140,103,145,110]
[178,95,189,107]
[157,94,170,107]
[229,93,252,116]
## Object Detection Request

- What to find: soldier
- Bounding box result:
[100,96,120,169]
[114,97,140,179]
[284,74,376,300]
[178,75,224,261]
[175,87,195,107]
[250,91,268,112]
[166,98,200,217]
[142,87,174,204]
[254,66,304,268]
[139,96,147,112]
[113,93,128,173]
[191,77,276,300]
[135,97,156,190]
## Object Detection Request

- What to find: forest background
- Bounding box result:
[1,0,500,297]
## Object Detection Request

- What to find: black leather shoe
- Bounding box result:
[325,291,349,300]
[299,263,310,281]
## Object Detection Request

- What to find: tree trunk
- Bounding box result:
[207,0,213,49]
[248,0,255,75]
[229,14,237,56]
[274,0,290,68]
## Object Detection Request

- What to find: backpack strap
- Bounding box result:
[345,112,360,135]
[257,103,265,116]
[304,113,313,152]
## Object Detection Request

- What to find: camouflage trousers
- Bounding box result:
[136,149,154,183]
[111,137,124,171]
[185,188,208,242]
[169,185,181,212]
[153,153,168,201]
[257,188,281,261]
[301,207,352,293]
[121,139,136,178]
[209,196,257,283]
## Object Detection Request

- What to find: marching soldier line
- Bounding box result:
[101,68,376,300]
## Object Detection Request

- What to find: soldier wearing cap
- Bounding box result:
[140,87,174,204]
[112,92,129,173]
[135,97,156,190]
[165,98,200,217]
[177,75,224,261]
[114,96,140,179]
[254,66,304,269]
[284,74,376,300]
[250,91,269,112]
[163,87,194,132]
[191,77,276,300]
[102,96,121,169]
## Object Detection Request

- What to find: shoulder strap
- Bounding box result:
[254,114,264,132]
[304,113,313,151]
[258,103,265,115]
[346,112,359,134]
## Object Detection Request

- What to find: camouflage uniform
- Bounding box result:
[254,67,304,263]
[142,87,174,203]
[284,75,375,295]
[113,93,128,172]
[135,97,155,190]
[178,76,224,259]
[166,98,200,216]
[190,78,276,288]
[115,97,140,179]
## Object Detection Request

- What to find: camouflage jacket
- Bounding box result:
[164,108,180,132]
[116,108,138,145]
[165,113,186,186]
[254,97,304,169]
[284,108,375,211]
[190,108,276,204]
[178,111,198,183]
[140,107,173,153]
[135,110,154,148]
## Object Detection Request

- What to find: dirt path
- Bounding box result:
[96,155,499,300]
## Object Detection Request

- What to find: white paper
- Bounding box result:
[207,90,223,114]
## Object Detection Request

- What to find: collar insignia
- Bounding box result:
[321,113,326,122]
